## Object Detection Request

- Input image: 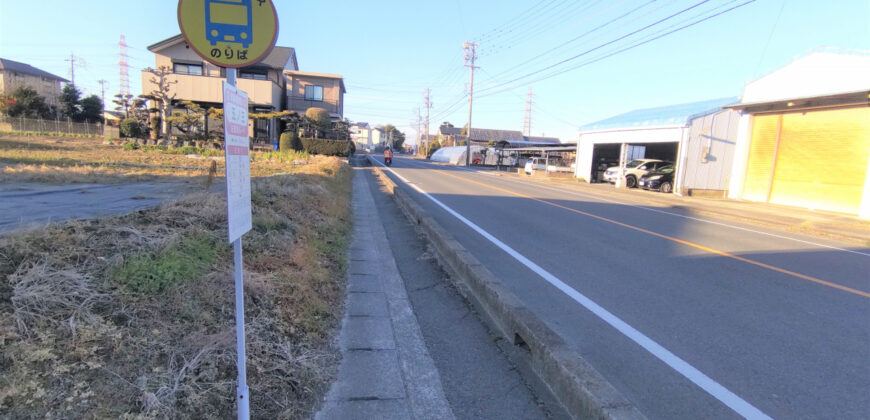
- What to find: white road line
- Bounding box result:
[373,157,773,420]
[405,158,870,258]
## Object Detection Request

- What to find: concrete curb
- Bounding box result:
[370,161,645,420]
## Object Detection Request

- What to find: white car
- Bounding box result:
[603,159,670,188]
[524,157,547,174]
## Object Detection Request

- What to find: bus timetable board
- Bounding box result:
[222,82,252,242]
[178,0,278,68]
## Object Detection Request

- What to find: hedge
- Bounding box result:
[299,137,355,157]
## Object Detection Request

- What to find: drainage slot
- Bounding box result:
[514,333,530,352]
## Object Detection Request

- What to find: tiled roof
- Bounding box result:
[148,34,297,71]
[439,125,462,135]
[468,128,525,142]
[0,58,69,82]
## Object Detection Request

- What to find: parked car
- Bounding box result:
[639,164,675,193]
[603,159,670,188]
[524,157,547,174]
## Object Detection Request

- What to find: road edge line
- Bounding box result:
[370,163,645,420]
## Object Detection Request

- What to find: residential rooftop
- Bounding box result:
[0,57,69,82]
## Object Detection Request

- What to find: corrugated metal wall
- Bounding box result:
[682,109,740,192]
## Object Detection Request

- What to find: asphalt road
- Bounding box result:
[0,181,192,234]
[377,156,870,420]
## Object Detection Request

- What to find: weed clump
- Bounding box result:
[110,233,221,293]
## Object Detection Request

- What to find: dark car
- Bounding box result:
[638,164,675,193]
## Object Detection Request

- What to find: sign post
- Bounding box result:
[178,1,278,419]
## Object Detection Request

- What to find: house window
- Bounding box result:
[305,85,323,101]
[240,71,267,80]
[173,63,203,75]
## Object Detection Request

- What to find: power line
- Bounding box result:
[476,0,719,96]
[489,0,656,80]
[478,0,757,99]
[476,0,556,42]
[480,0,604,57]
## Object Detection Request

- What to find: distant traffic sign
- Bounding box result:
[178,0,279,68]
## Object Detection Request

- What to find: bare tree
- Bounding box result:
[142,66,178,139]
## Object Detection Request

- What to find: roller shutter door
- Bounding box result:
[742,114,780,202]
[769,107,870,214]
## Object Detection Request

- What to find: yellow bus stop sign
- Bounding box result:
[178,0,279,68]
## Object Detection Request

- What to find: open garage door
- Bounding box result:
[590,144,620,182]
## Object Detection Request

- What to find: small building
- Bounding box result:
[0,57,69,108]
[725,50,870,218]
[350,122,372,150]
[284,70,345,120]
[574,97,740,194]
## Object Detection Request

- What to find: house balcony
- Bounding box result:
[141,71,282,109]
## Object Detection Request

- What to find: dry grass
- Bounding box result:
[0,134,344,185]
[0,156,352,418]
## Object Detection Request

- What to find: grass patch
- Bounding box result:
[0,134,342,185]
[110,233,221,293]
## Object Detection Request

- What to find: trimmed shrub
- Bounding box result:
[300,138,354,157]
[279,132,293,151]
[290,132,303,151]
[120,118,142,138]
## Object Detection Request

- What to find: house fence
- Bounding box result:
[0,115,106,136]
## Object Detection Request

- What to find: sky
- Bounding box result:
[1,0,868,144]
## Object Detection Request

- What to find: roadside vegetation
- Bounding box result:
[0,166,352,418]
[0,134,337,185]
[0,136,353,417]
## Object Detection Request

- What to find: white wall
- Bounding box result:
[743,52,870,103]
[727,114,753,200]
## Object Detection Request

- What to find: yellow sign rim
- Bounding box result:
[177,0,279,69]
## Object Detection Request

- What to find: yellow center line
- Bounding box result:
[434,169,870,299]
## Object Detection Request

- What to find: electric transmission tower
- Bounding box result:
[119,35,131,96]
[463,41,478,166]
[523,87,535,136]
[97,79,108,109]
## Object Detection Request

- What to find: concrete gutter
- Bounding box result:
[369,159,645,420]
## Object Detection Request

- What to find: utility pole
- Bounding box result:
[463,41,478,166]
[415,107,422,156]
[524,87,534,137]
[97,80,108,110]
[423,88,432,157]
[65,53,78,86]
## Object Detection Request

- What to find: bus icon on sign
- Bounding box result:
[205,0,253,48]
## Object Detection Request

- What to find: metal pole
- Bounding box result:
[465,43,476,166]
[226,67,250,420]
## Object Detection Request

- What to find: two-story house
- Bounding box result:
[284,71,345,120]
[143,34,345,143]
[0,57,69,109]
